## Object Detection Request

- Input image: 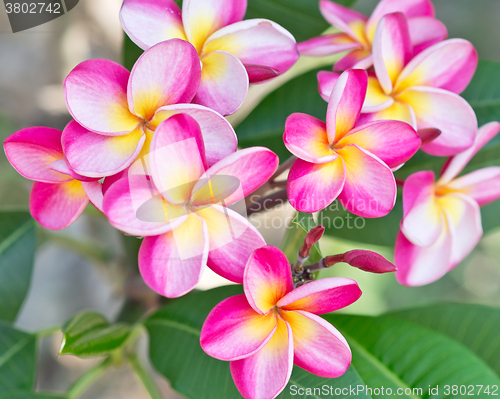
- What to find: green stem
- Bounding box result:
[67,357,113,399]
[129,354,163,399]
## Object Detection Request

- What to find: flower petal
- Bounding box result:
[337,120,420,169]
[281,310,351,378]
[318,71,340,102]
[30,181,88,230]
[408,16,447,54]
[397,86,477,156]
[183,0,247,52]
[230,316,293,399]
[336,144,396,217]
[201,294,277,361]
[401,171,444,246]
[373,13,412,95]
[4,127,71,183]
[152,104,238,167]
[319,0,368,43]
[245,65,280,84]
[283,113,336,163]
[287,158,346,213]
[363,76,394,112]
[277,277,361,314]
[446,167,500,207]
[62,120,145,178]
[327,69,367,143]
[64,60,140,135]
[203,19,299,78]
[334,49,373,72]
[395,39,478,94]
[191,147,278,207]
[139,213,209,298]
[244,246,293,315]
[359,100,417,129]
[298,33,360,57]
[439,122,500,184]
[193,51,248,116]
[195,205,265,284]
[128,39,201,121]
[81,181,104,212]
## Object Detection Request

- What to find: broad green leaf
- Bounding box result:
[0,212,35,322]
[0,323,36,393]
[0,393,65,399]
[145,286,368,399]
[387,303,500,376]
[60,311,131,358]
[327,313,500,398]
[246,0,356,43]
[282,212,323,265]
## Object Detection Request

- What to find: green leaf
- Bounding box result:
[144,286,368,399]
[246,0,356,43]
[60,311,131,358]
[327,313,500,397]
[0,212,35,322]
[0,323,37,393]
[387,303,500,376]
[0,393,66,399]
[282,212,323,265]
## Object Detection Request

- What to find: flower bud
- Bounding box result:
[299,225,325,258]
[418,128,441,146]
[342,250,397,273]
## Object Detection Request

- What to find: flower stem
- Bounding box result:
[67,357,113,399]
[247,188,288,216]
[129,354,163,399]
[270,155,297,182]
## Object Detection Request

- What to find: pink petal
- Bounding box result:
[152,104,238,167]
[149,114,207,204]
[287,158,346,213]
[439,122,500,184]
[327,69,368,143]
[372,13,412,95]
[401,171,444,246]
[128,39,201,121]
[81,181,104,212]
[201,294,277,361]
[363,75,394,112]
[359,100,417,129]
[245,65,280,84]
[283,113,336,163]
[337,120,420,169]
[277,277,361,314]
[203,19,299,78]
[243,246,293,315]
[103,174,186,236]
[64,60,140,135]
[230,316,293,399]
[397,87,477,156]
[183,0,247,52]
[139,213,209,298]
[319,0,368,42]
[4,127,71,183]
[446,167,500,207]
[317,71,340,102]
[193,51,248,116]
[30,181,88,230]
[119,0,186,50]
[408,17,447,54]
[298,33,360,57]
[62,120,145,178]
[334,49,373,72]
[196,206,265,284]
[281,310,351,378]
[191,147,278,207]
[395,39,478,94]
[336,144,396,217]
[48,159,95,182]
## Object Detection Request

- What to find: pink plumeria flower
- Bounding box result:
[103,114,279,297]
[284,69,420,216]
[4,125,103,230]
[63,39,237,178]
[299,0,446,71]
[318,13,477,156]
[120,0,300,116]
[201,245,362,399]
[395,122,500,286]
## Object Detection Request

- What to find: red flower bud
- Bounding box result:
[342,250,397,273]
[299,225,325,258]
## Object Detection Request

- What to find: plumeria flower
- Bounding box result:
[63,39,237,178]
[299,0,446,71]
[395,122,500,286]
[103,114,279,297]
[201,245,362,399]
[4,125,103,230]
[318,13,477,156]
[284,69,420,216]
[120,0,300,116]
